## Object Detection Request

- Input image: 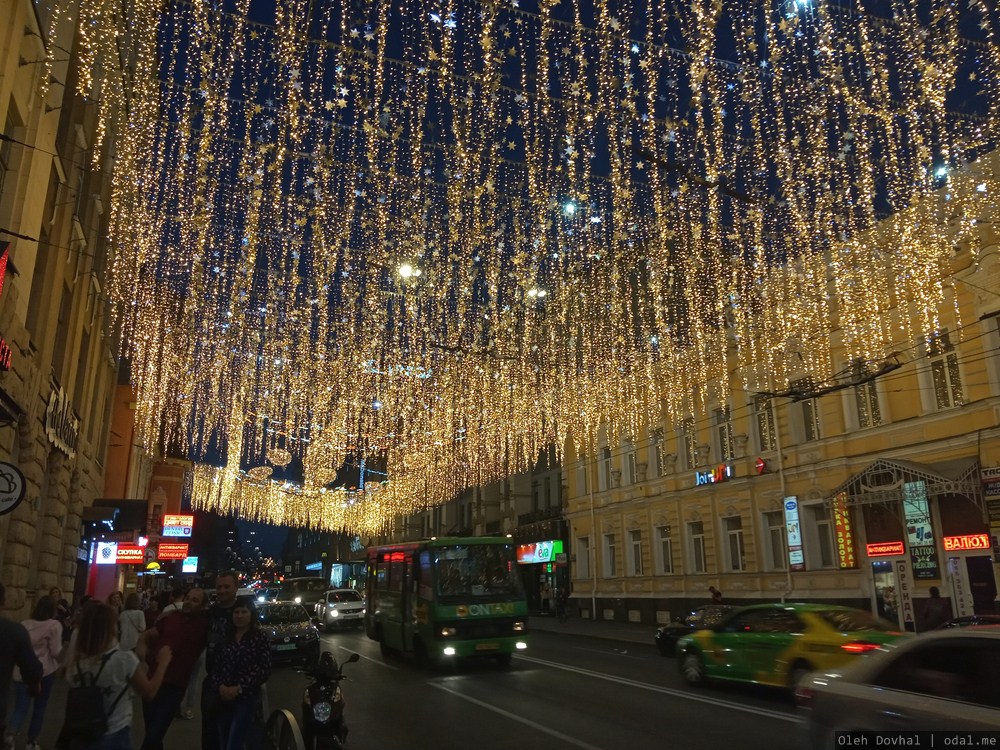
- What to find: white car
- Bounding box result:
[315,588,366,631]
[797,626,1000,748]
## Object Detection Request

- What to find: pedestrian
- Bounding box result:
[921,586,952,630]
[106,591,124,618]
[0,581,43,750]
[213,601,271,750]
[709,586,723,604]
[159,588,185,619]
[60,603,172,750]
[201,572,242,750]
[8,596,62,750]
[139,588,210,750]
[119,593,146,652]
[139,585,153,612]
[540,582,552,615]
[144,600,161,630]
[50,587,72,642]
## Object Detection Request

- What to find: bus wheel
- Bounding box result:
[495,653,512,668]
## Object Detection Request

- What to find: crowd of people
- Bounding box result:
[0,572,271,750]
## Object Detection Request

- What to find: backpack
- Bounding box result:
[57,650,129,749]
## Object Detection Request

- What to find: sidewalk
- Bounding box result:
[528,611,654,646]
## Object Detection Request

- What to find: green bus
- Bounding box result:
[364,536,528,666]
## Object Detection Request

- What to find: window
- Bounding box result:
[602,533,617,577]
[543,476,552,509]
[652,439,664,477]
[577,536,591,579]
[679,418,697,470]
[576,457,588,496]
[715,406,735,460]
[791,378,821,441]
[852,359,883,428]
[625,448,637,485]
[928,331,964,409]
[627,530,643,576]
[753,395,776,451]
[763,511,787,570]
[655,525,673,574]
[532,480,540,512]
[724,516,746,571]
[872,642,1000,708]
[600,447,612,490]
[807,504,836,569]
[687,521,706,574]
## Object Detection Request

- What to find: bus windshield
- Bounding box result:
[434,544,523,599]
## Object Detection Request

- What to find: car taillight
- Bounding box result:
[794,684,814,709]
[841,641,881,654]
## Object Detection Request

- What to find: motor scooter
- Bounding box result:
[301,651,361,750]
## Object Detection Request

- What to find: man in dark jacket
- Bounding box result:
[0,581,43,749]
[921,586,952,630]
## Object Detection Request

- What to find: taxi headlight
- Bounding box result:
[312,702,333,723]
[513,621,526,632]
[294,596,302,604]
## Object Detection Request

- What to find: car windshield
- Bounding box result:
[259,604,310,624]
[690,606,732,627]
[816,609,897,632]
[330,591,362,603]
[434,544,524,599]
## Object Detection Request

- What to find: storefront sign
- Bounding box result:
[45,386,80,459]
[0,461,27,516]
[894,559,914,626]
[983,468,1000,530]
[305,561,323,571]
[162,514,194,537]
[158,542,189,560]
[182,556,199,573]
[784,497,804,571]
[942,533,991,551]
[695,464,733,486]
[116,544,144,564]
[947,557,973,617]
[904,481,939,580]
[833,492,856,568]
[517,539,564,564]
[867,541,905,557]
[0,338,11,371]
[95,542,118,565]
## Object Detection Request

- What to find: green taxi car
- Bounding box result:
[676,603,904,691]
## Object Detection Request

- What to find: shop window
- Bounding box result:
[724,516,746,571]
[602,533,617,578]
[763,511,787,570]
[687,521,706,574]
[655,525,673,574]
[627,530,643,576]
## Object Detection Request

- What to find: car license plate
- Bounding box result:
[475,643,499,651]
[276,644,297,651]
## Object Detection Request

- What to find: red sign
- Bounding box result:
[754,457,767,475]
[158,543,189,560]
[943,534,990,551]
[163,514,194,527]
[867,541,905,557]
[0,338,11,371]
[0,243,9,298]
[116,544,145,564]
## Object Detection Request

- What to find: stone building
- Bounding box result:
[0,0,124,616]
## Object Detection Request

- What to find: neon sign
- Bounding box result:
[694,464,733,486]
[866,541,904,557]
[943,533,990,551]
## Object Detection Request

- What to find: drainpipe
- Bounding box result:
[588,461,598,620]
[774,399,794,603]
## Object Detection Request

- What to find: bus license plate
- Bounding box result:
[475,643,499,651]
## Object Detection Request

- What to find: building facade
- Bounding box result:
[0,0,124,616]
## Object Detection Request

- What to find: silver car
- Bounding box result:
[315,588,366,631]
[797,626,1000,748]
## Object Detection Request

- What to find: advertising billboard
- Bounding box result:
[162,514,194,538]
[158,543,189,560]
[516,540,564,564]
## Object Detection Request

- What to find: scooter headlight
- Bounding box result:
[312,701,333,723]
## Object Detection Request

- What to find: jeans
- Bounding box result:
[9,673,56,740]
[216,693,259,750]
[201,677,221,750]
[140,683,186,750]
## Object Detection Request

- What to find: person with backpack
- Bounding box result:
[59,602,173,750]
[8,596,62,750]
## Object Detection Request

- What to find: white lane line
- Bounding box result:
[515,654,800,724]
[332,645,399,670]
[430,683,607,750]
[570,645,647,661]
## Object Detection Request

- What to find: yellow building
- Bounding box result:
[0,0,124,616]
[565,165,1000,631]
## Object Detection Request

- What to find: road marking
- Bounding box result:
[570,645,647,661]
[515,654,800,724]
[430,683,606,750]
[332,644,399,670]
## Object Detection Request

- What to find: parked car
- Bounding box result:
[279,577,329,610]
[676,603,904,692]
[255,587,281,603]
[937,614,1000,629]
[258,602,321,666]
[797,626,1000,747]
[656,605,735,657]
[314,589,366,631]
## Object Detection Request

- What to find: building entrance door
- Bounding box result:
[966,555,997,615]
[871,560,900,627]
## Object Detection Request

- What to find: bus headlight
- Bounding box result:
[443,647,457,656]
[513,621,526,632]
[515,641,527,650]
[312,702,333,723]
[440,627,456,637]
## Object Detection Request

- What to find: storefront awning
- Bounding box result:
[827,457,982,510]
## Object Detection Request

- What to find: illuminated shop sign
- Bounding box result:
[694,464,733,486]
[943,533,990,551]
[866,541,905,557]
[784,497,805,571]
[95,542,118,565]
[162,514,194,537]
[182,556,199,573]
[833,493,856,568]
[904,481,939,579]
[158,543,189,560]
[517,540,564,564]
[116,544,145,564]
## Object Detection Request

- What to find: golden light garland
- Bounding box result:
[51,0,1000,534]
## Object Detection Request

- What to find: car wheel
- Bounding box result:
[787,660,812,695]
[680,651,706,686]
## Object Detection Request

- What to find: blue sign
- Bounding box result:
[305,561,323,571]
